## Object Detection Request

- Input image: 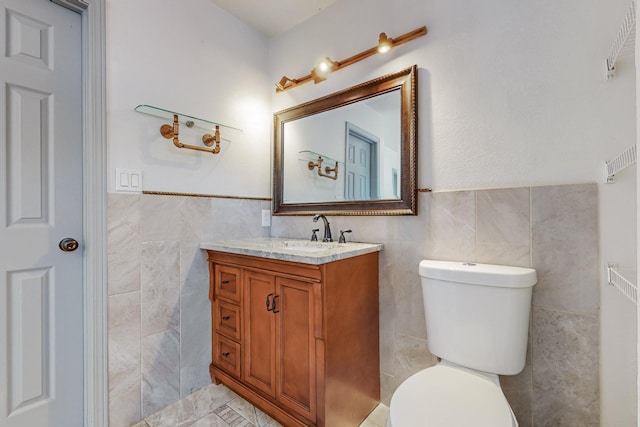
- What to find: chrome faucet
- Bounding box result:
[312,214,333,242]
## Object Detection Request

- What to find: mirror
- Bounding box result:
[273,65,417,215]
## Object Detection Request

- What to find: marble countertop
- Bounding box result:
[200,237,383,265]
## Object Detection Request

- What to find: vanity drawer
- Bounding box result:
[214,300,241,341]
[214,334,241,378]
[214,265,241,303]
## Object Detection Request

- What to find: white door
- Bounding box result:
[345,122,378,200]
[0,0,83,426]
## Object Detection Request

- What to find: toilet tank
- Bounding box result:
[419,260,537,375]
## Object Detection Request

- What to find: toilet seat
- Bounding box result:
[387,364,516,427]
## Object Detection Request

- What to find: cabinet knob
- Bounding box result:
[222,352,230,358]
[221,280,230,285]
[222,316,230,321]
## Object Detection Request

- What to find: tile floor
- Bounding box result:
[131,383,389,427]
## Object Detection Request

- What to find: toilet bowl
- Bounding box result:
[386,362,517,427]
[387,260,536,427]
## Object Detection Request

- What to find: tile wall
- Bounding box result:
[107,194,271,427]
[107,183,599,427]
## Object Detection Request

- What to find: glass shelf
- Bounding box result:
[134,104,242,134]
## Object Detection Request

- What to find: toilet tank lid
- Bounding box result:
[419,260,537,288]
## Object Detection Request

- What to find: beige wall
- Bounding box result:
[271,183,599,427]
[108,182,598,427]
[107,194,270,426]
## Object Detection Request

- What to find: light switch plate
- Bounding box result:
[261,209,271,227]
[115,168,143,193]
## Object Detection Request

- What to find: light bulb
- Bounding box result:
[377,32,393,53]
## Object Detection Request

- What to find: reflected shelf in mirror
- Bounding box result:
[299,150,344,181]
[298,150,345,167]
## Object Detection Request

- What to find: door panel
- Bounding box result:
[275,278,316,422]
[0,1,83,426]
[7,268,52,412]
[243,271,276,396]
[346,131,374,200]
[6,84,51,226]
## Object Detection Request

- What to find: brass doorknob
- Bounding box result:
[59,238,79,252]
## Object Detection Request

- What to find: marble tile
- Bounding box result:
[180,268,212,397]
[359,404,389,427]
[107,193,141,295]
[142,328,181,418]
[131,422,150,427]
[108,387,142,427]
[380,373,395,406]
[227,396,282,427]
[378,276,395,375]
[386,241,427,340]
[393,334,437,384]
[214,404,255,426]
[180,196,215,243]
[107,184,602,425]
[140,194,185,242]
[141,240,181,337]
[108,291,141,398]
[531,184,599,314]
[500,328,533,427]
[532,307,599,427]
[386,195,430,244]
[145,383,237,427]
[191,412,232,427]
[210,198,271,241]
[269,215,309,240]
[426,190,475,262]
[476,187,531,267]
[180,240,210,285]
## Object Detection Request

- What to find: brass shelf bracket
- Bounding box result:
[160,115,221,154]
[308,156,339,180]
[134,104,242,156]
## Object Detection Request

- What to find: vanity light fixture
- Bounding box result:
[275,25,427,93]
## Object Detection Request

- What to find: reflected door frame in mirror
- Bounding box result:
[273,65,418,216]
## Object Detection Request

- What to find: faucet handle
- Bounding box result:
[338,229,352,243]
[311,229,320,241]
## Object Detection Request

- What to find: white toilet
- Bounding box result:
[387,260,537,427]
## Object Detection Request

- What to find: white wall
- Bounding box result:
[268,0,637,425]
[270,0,634,190]
[106,0,272,197]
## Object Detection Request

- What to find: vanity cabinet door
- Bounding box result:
[275,277,317,423]
[243,270,277,397]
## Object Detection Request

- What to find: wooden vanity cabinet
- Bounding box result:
[207,250,380,427]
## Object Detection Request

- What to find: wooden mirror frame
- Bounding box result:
[273,65,418,216]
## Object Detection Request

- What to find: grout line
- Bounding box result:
[528,186,533,268]
[473,189,478,263]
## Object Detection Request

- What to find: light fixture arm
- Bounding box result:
[275,25,427,93]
